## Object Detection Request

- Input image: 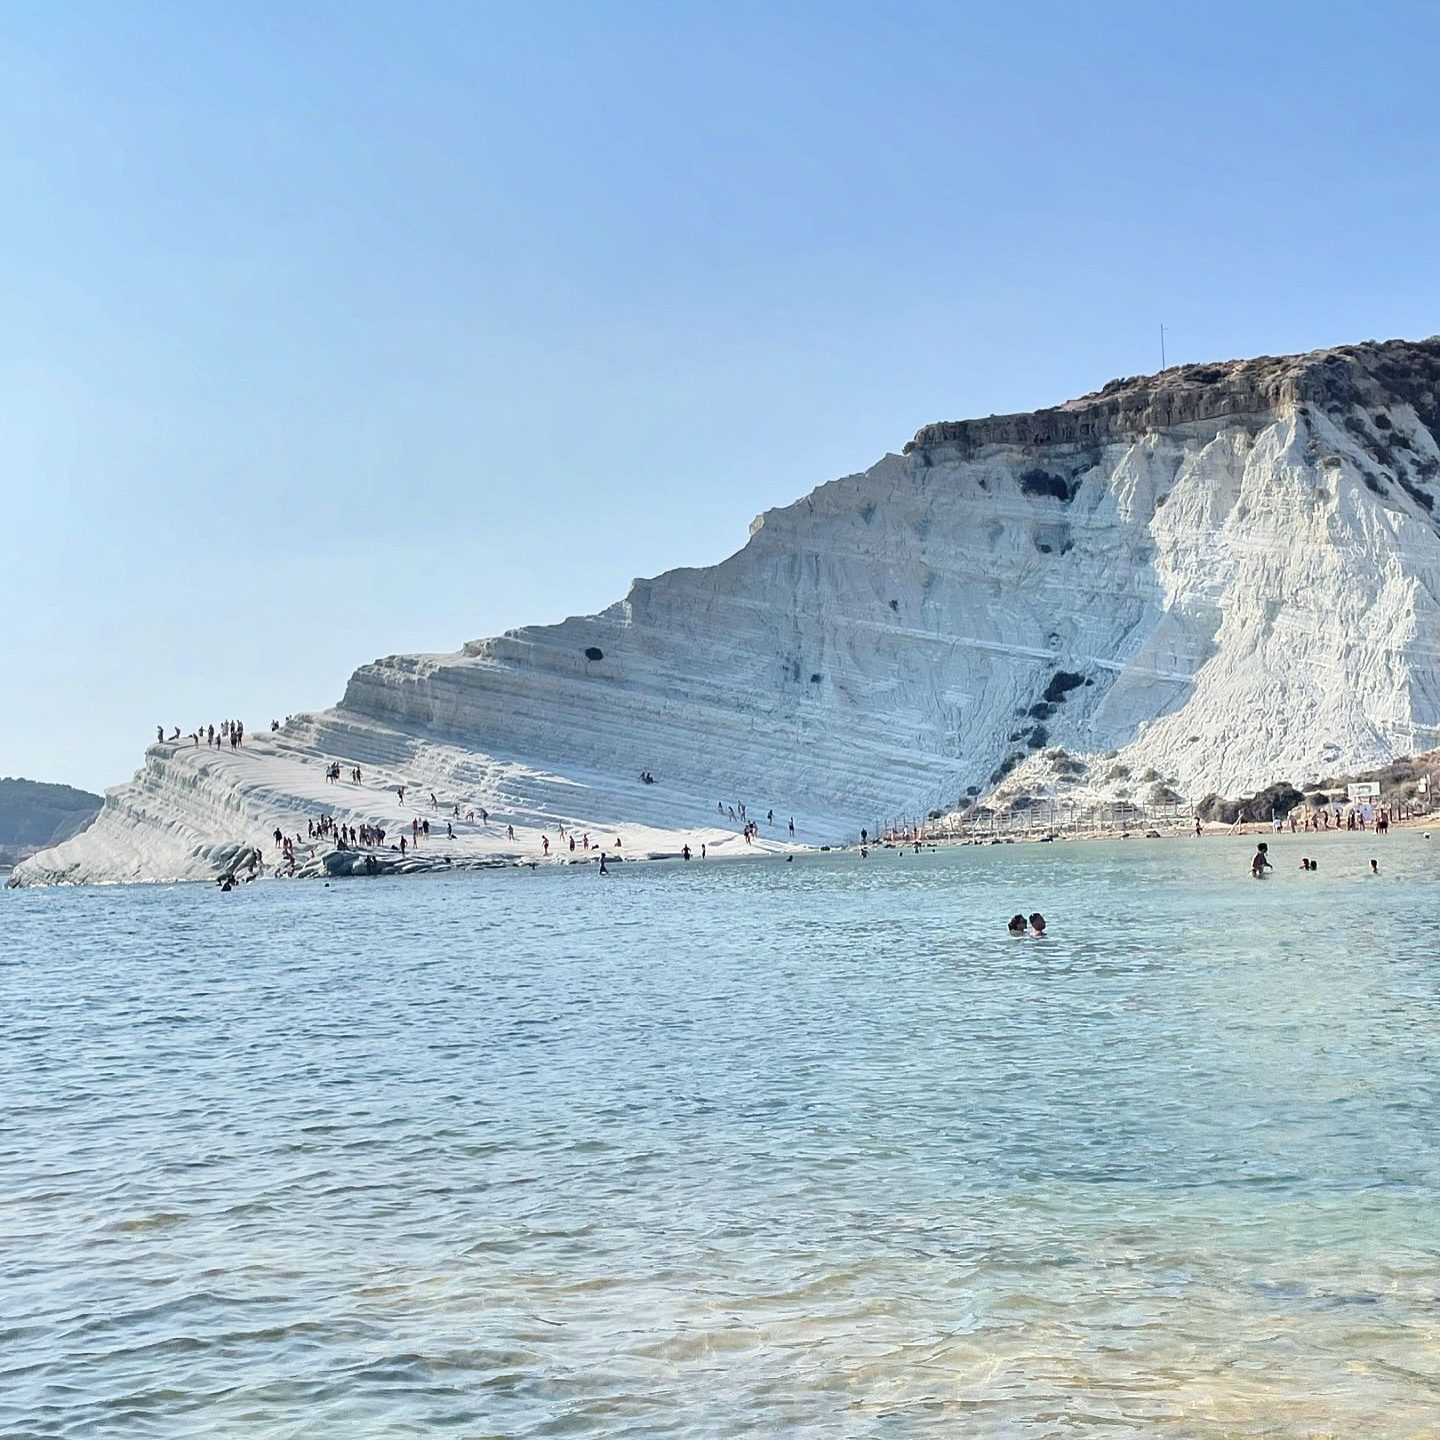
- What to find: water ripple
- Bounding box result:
[4,836,1440,1435]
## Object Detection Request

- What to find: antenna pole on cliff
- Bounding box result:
[1160,323,1167,371]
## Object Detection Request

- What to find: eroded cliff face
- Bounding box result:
[16,337,1440,883]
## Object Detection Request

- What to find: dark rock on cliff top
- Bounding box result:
[905,336,1440,456]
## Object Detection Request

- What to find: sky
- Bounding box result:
[3,0,1440,792]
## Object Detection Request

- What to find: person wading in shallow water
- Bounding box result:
[1251,842,1273,877]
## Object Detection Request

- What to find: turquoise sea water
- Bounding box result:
[4,834,1440,1437]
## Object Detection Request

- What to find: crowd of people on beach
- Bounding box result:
[244,767,803,875]
[247,752,657,875]
[161,714,801,877]
[1245,805,1394,834]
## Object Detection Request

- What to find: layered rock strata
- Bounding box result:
[16,337,1440,884]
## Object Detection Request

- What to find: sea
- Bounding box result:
[3,833,1440,1438]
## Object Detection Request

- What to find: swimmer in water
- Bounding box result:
[1251,842,1272,877]
[1008,914,1027,936]
[1370,858,1379,874]
[1028,912,1047,938]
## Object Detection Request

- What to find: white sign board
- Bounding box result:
[1347,782,1380,802]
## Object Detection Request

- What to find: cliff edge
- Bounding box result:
[15,335,1440,884]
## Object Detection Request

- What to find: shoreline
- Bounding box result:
[12,815,1430,891]
[11,724,1433,888]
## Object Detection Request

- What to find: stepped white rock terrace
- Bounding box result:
[15,336,1440,884]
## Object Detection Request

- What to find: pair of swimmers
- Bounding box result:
[1007,912,1046,937]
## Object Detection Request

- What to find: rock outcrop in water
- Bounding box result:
[15,336,1440,884]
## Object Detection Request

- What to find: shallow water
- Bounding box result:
[4,833,1440,1437]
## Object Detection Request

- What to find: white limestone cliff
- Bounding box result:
[15,337,1440,884]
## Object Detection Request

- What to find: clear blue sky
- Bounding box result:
[4,0,1438,792]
